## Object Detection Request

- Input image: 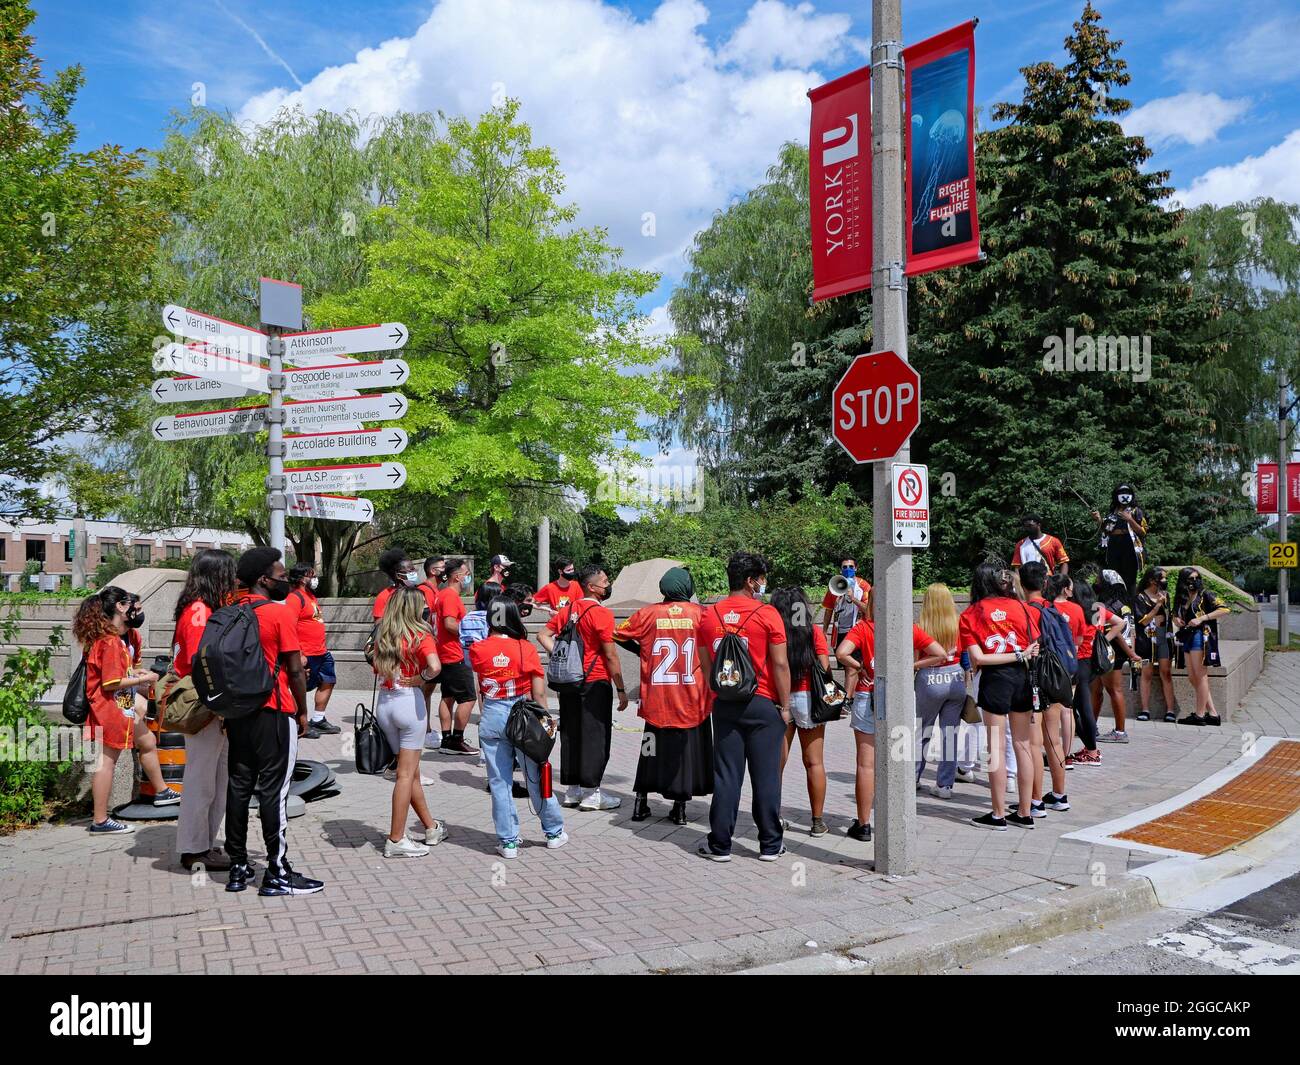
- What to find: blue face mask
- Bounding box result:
[842,566,856,579]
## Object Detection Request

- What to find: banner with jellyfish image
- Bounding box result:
[905,21,980,276]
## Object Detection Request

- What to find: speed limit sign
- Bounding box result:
[1269,542,1297,568]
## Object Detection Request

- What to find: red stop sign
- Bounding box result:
[832,350,921,462]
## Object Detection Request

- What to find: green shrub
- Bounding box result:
[0,608,77,828]
[93,552,134,587]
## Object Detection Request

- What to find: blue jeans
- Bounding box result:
[478,697,564,845]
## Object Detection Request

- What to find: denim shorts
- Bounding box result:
[788,690,816,730]
[850,691,875,735]
[1182,629,1206,653]
[305,652,336,690]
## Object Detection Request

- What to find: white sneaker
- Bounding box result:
[496,841,519,860]
[412,820,447,847]
[561,786,584,808]
[383,768,434,786]
[545,830,569,850]
[955,766,976,782]
[384,836,429,859]
[929,785,953,799]
[578,790,621,811]
[424,732,444,749]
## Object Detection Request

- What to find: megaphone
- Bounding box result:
[828,574,852,597]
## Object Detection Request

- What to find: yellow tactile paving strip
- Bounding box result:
[1114,740,1300,856]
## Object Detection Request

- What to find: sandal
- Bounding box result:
[1137,711,1150,721]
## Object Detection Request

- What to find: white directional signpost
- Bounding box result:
[283,359,409,398]
[890,462,930,547]
[284,427,408,462]
[285,462,407,495]
[151,280,412,550]
[281,323,407,361]
[287,494,375,523]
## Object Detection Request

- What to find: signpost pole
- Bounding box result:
[1279,367,1290,646]
[538,515,551,594]
[267,330,287,556]
[870,0,915,875]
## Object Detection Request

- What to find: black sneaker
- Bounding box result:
[1163,711,1177,723]
[1178,713,1205,726]
[846,820,872,841]
[309,717,341,735]
[512,781,530,798]
[1137,710,1150,721]
[1007,813,1035,828]
[303,726,323,739]
[258,868,324,897]
[1042,791,1071,811]
[971,812,1007,831]
[1205,714,1222,727]
[225,863,254,892]
[441,734,480,757]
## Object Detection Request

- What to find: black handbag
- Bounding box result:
[808,658,847,723]
[354,679,394,775]
[62,655,91,725]
[505,697,558,764]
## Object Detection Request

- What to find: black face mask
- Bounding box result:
[126,609,145,629]
[263,577,291,602]
[562,570,575,581]
[518,603,533,618]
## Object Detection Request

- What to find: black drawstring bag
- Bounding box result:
[808,658,847,723]
[354,679,394,775]
[505,697,558,764]
[62,656,91,725]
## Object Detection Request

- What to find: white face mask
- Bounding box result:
[308,577,319,590]
[403,571,421,587]
[755,582,767,597]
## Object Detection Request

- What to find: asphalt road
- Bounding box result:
[947,872,1300,975]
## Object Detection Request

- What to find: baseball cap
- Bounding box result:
[491,554,514,568]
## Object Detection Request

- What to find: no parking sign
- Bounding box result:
[891,462,930,548]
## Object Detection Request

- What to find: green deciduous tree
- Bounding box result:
[0,1,175,515]
[312,101,675,557]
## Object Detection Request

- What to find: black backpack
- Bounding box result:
[1090,617,1116,674]
[192,600,279,720]
[1025,602,1074,706]
[62,655,91,725]
[709,604,760,703]
[546,602,594,692]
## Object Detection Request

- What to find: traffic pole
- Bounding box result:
[1279,367,1290,646]
[537,515,551,593]
[870,0,916,875]
[266,329,287,556]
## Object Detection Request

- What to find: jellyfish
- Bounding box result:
[912,108,966,228]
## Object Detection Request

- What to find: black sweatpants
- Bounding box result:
[707,694,785,857]
[1072,659,1098,750]
[225,707,297,875]
[559,681,614,790]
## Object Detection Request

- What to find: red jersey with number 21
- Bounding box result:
[959,597,1038,656]
[469,634,543,703]
[616,602,706,728]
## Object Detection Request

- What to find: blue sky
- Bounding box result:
[28,0,1300,487]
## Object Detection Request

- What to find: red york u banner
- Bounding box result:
[905,20,980,276]
[1256,463,1300,514]
[809,66,872,303]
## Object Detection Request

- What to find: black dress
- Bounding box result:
[634,720,714,801]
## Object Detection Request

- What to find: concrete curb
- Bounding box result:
[737,876,1159,975]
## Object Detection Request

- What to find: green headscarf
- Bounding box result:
[659,567,695,603]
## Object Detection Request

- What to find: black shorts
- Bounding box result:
[976,663,1034,716]
[438,660,476,702]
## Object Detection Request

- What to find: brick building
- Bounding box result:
[0,517,254,584]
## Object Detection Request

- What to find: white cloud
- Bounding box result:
[1122,92,1249,148]
[1178,128,1300,207]
[235,0,861,276]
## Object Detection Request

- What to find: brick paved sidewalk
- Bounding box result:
[2,655,1296,975]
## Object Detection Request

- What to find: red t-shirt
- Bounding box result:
[545,598,617,682]
[698,595,788,701]
[290,587,328,657]
[85,633,132,722]
[171,600,212,679]
[236,591,301,714]
[912,624,939,659]
[1011,534,1069,571]
[372,582,437,621]
[787,624,829,695]
[1076,604,1114,660]
[534,580,581,611]
[841,619,876,692]
[469,633,544,703]
[958,597,1039,658]
[434,585,467,664]
[377,632,438,690]
[616,602,707,726]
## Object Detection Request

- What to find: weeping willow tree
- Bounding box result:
[120,107,443,593]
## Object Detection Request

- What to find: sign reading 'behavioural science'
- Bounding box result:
[150,393,408,441]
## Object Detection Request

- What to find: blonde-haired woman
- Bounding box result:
[914,584,966,799]
[371,586,447,858]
